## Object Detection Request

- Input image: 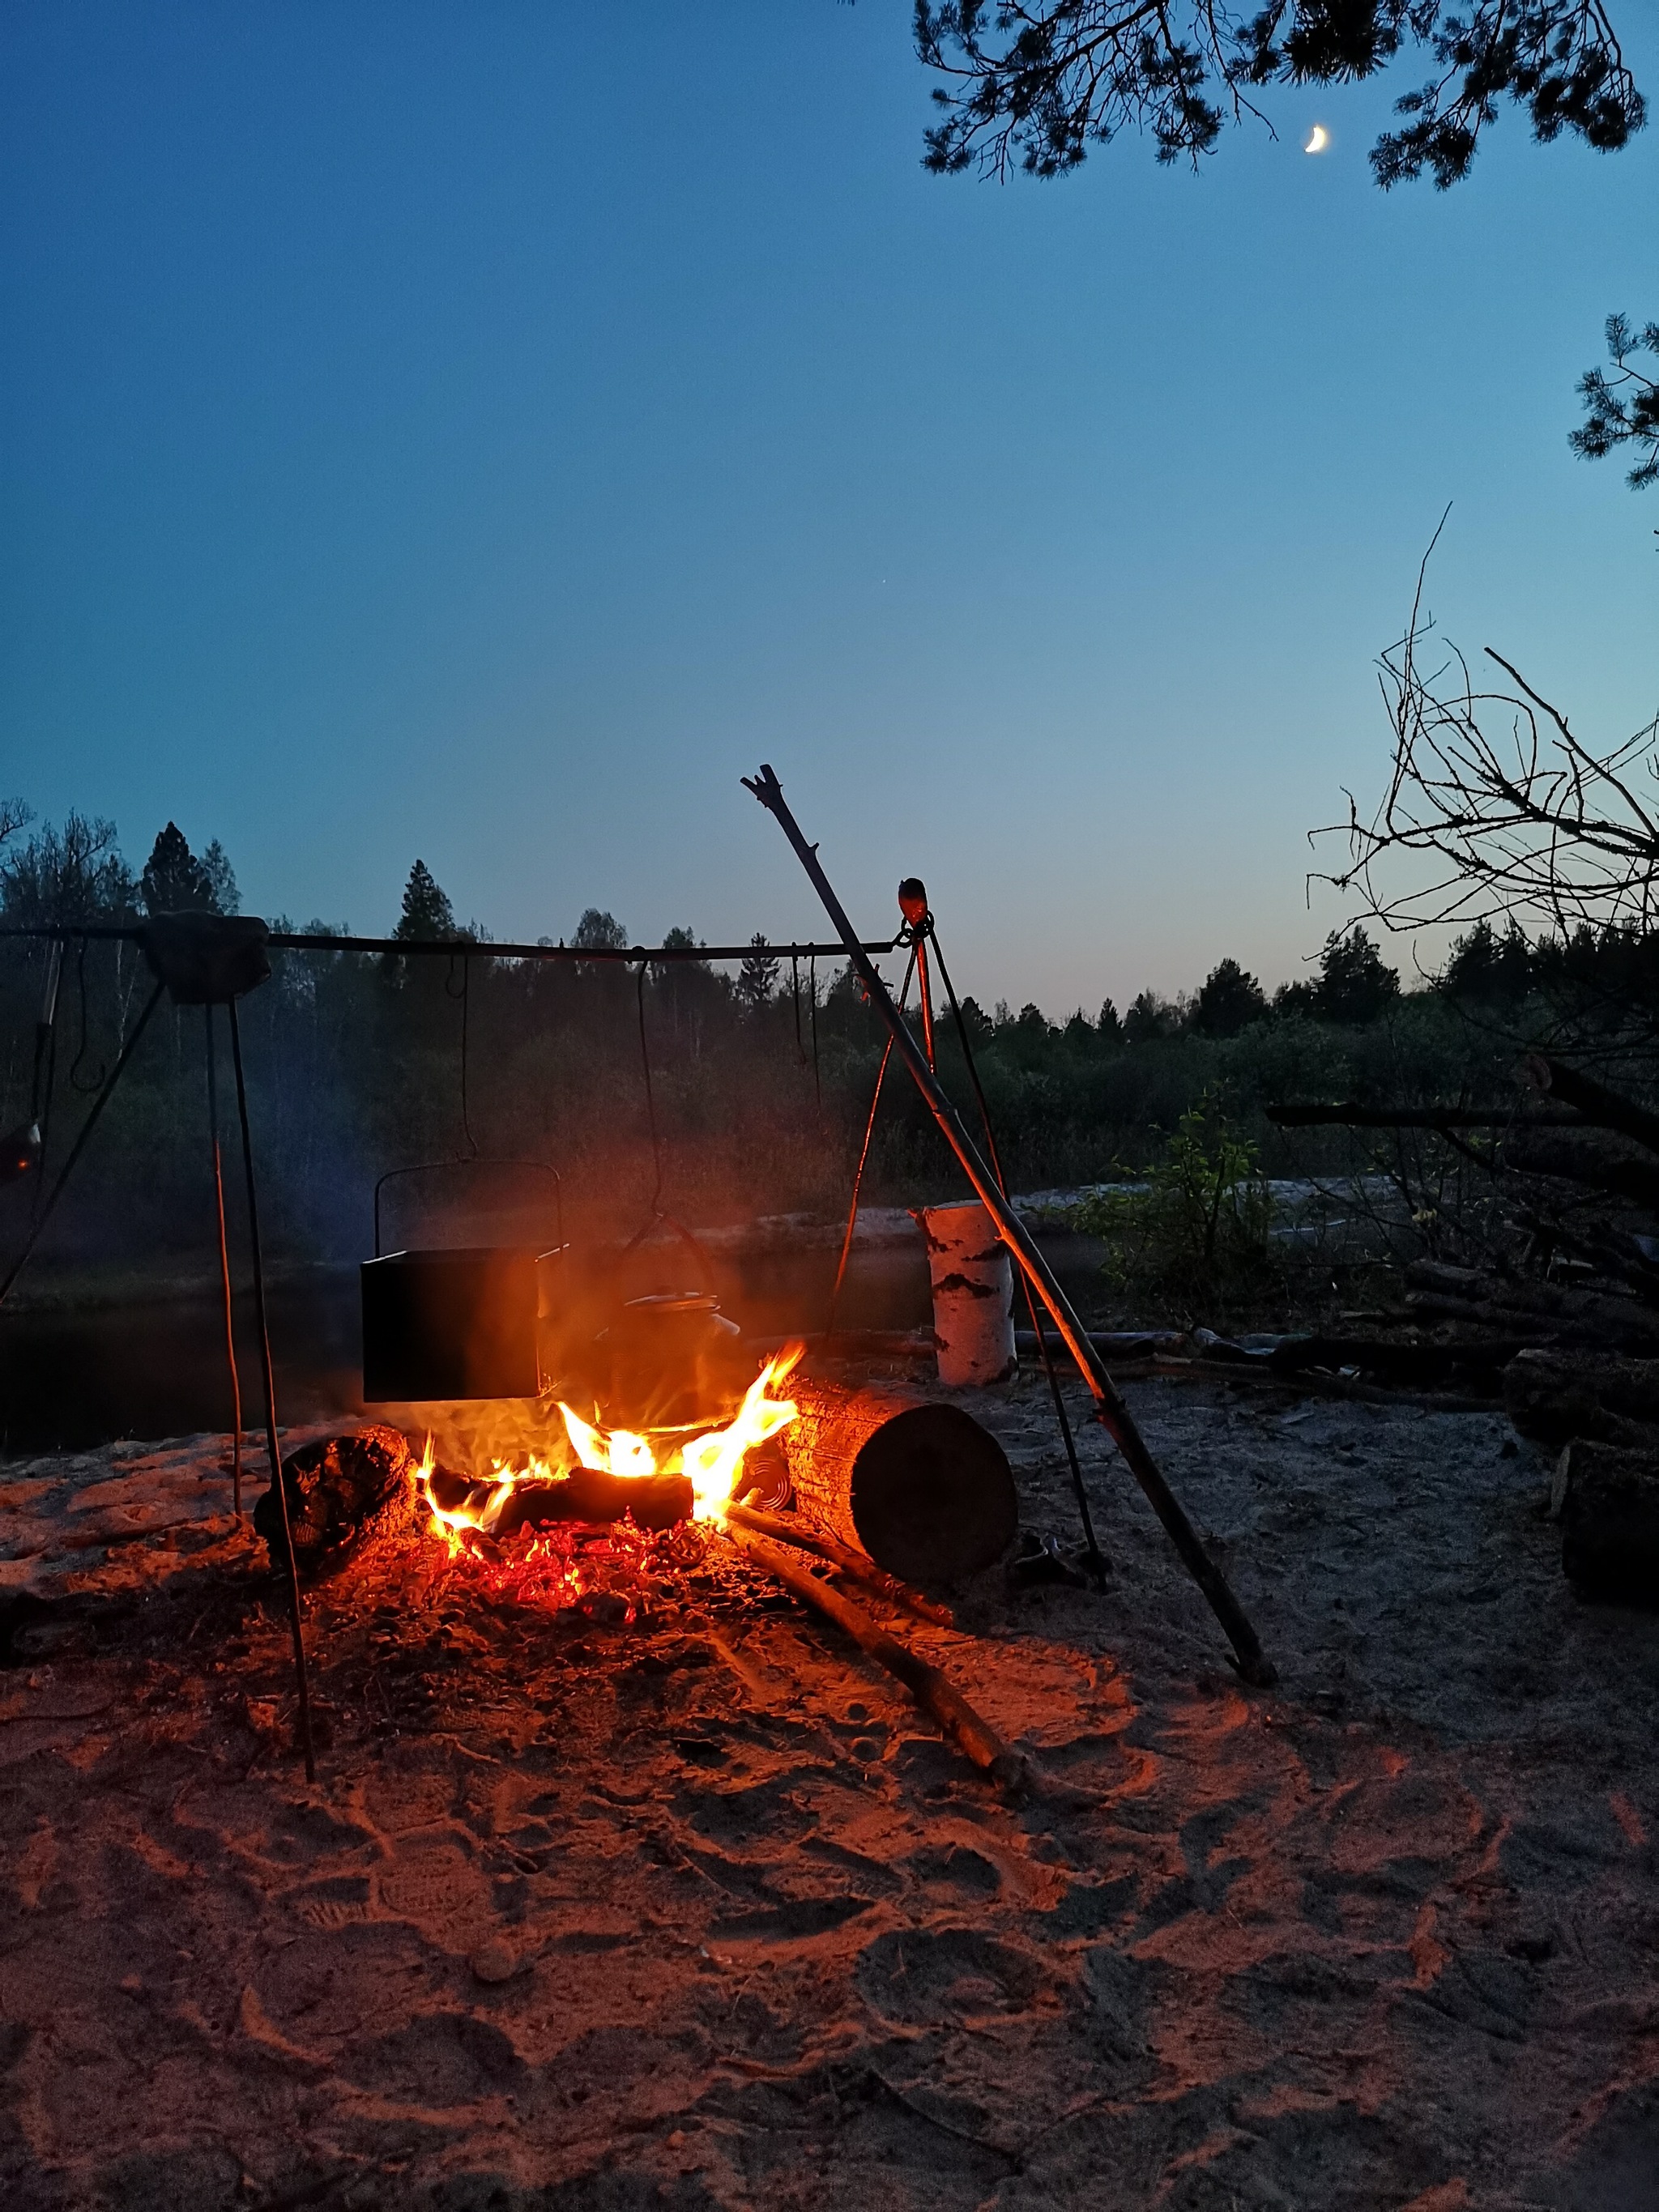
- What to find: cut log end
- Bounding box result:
[783,1380,1018,1583]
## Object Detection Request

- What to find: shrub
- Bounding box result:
[1074,1089,1273,1319]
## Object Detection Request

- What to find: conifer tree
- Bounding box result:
[736,932,781,1014]
[140,822,214,915]
[393,859,456,942]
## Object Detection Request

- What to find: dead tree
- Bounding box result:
[1324,525,1659,955]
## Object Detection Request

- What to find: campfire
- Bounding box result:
[407,1345,804,1573]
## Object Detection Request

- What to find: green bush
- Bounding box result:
[1074,1090,1274,1319]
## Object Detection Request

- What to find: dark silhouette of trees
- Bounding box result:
[1316,927,1400,1025]
[957,994,996,1044]
[1192,957,1267,1037]
[572,908,628,953]
[1440,918,1536,1003]
[0,812,134,929]
[736,932,781,1014]
[914,1,1643,189]
[201,841,240,915]
[140,823,218,915]
[1124,988,1178,1043]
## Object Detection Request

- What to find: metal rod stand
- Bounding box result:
[204,1006,245,1519]
[227,999,317,1779]
[826,944,917,1336]
[0,982,165,1312]
[925,921,1107,1585]
[744,763,1274,1687]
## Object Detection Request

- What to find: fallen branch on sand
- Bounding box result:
[720,1519,1038,1796]
[723,1499,955,1628]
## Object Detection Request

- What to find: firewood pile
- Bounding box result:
[1272,1051,1659,1605]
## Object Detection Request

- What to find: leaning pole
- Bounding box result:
[743,763,1275,1688]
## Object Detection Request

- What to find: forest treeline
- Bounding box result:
[0,806,1643,1279]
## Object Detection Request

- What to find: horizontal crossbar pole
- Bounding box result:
[0,927,898,965]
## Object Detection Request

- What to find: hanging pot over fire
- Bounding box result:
[571,1289,745,1430]
[360,1160,565,1404]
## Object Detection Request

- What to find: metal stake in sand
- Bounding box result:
[227,997,317,1780]
[742,762,1275,1689]
[204,1005,245,1519]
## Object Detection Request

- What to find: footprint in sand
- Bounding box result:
[375,1834,496,1947]
[856,1925,1047,2027]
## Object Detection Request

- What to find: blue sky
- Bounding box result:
[3,1,1656,1015]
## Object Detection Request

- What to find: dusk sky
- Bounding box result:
[4,1,1656,1016]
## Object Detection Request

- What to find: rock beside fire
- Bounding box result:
[254,1425,417,1574]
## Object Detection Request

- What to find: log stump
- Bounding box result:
[780,1379,1017,1583]
[1559,1440,1659,1606]
[255,1425,417,1575]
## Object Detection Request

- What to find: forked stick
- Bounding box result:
[722,1520,1029,1792]
[723,1500,955,1627]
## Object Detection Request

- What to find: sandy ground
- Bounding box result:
[2,1368,1657,2211]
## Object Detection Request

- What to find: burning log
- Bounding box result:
[780,1379,1017,1583]
[1557,1441,1659,1605]
[488,1468,693,1536]
[254,1426,416,1574]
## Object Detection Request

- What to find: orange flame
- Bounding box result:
[409,1343,804,1550]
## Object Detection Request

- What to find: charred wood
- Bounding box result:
[489,1469,693,1536]
[1015,1328,1187,1362]
[1268,1334,1525,1382]
[254,1426,416,1575]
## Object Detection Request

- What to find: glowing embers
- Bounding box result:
[407,1344,803,1577]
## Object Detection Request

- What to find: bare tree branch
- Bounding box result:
[1317,533,1659,944]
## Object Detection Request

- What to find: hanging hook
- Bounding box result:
[457,956,478,1158]
[808,950,821,1110]
[791,950,808,1068]
[68,936,107,1093]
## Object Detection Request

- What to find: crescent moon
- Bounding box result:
[1304,125,1329,153]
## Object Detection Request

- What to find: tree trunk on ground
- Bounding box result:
[1405,1261,1659,1352]
[781,1379,1018,1584]
[1505,1349,1659,1451]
